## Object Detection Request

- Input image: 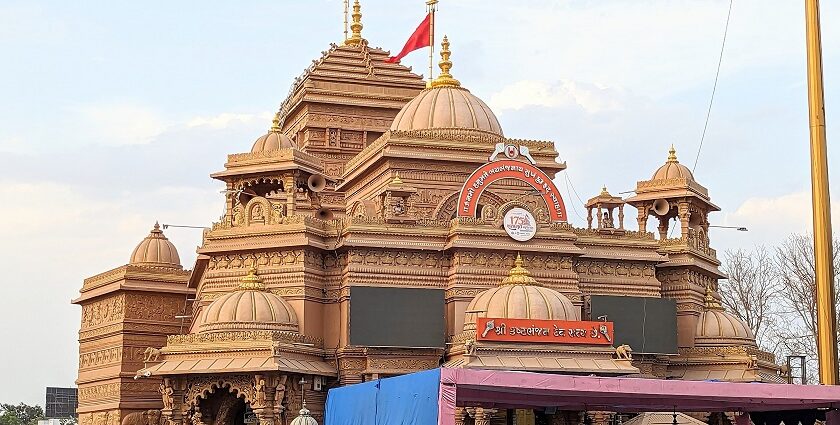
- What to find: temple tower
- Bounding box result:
[626,147,724,348]
[73,224,192,425]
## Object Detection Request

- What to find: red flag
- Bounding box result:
[386,13,431,63]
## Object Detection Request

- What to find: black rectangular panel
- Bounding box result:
[589,295,677,354]
[45,387,78,418]
[349,286,445,348]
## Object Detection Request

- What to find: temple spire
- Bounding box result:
[668,145,678,162]
[430,35,460,88]
[344,0,367,46]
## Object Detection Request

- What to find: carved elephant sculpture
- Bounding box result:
[121,409,163,425]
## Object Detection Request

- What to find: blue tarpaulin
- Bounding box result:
[325,368,441,425]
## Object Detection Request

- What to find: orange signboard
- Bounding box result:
[476,317,614,345]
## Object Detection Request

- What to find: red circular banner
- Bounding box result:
[457,159,567,222]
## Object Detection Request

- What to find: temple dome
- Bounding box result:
[463,255,579,332]
[694,287,756,346]
[651,145,694,181]
[129,222,182,269]
[251,116,295,152]
[199,269,299,333]
[390,36,503,136]
[290,406,318,425]
[390,86,503,135]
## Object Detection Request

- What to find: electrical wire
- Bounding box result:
[692,0,734,173]
[562,172,587,223]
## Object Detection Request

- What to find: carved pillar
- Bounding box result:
[636,204,648,232]
[677,201,690,238]
[161,377,186,425]
[475,408,496,425]
[618,204,625,230]
[657,216,669,240]
[252,374,277,425]
[590,411,610,425]
[454,407,467,425]
[587,207,593,229]
[284,175,296,217]
[596,206,603,229]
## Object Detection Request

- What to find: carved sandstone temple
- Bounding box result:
[74,4,782,425]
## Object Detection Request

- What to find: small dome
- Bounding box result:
[199,269,299,333]
[651,146,694,181]
[390,36,503,136]
[129,222,182,269]
[463,255,579,332]
[290,406,318,425]
[251,115,295,152]
[695,286,756,346]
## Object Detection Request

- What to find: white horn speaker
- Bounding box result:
[307,174,327,192]
[651,199,670,216]
[315,208,334,221]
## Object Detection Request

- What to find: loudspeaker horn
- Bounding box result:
[651,199,670,216]
[307,174,327,192]
[315,208,334,221]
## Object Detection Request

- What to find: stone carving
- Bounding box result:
[122,410,163,425]
[144,347,162,363]
[81,295,126,328]
[615,344,633,360]
[159,380,175,410]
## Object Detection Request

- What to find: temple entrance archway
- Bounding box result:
[193,383,248,425]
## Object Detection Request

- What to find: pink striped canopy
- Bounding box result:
[437,368,840,425]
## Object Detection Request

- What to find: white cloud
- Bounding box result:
[73,103,168,146]
[0,180,221,404]
[489,79,625,114]
[187,111,273,130]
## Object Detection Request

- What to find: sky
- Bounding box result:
[1,0,840,406]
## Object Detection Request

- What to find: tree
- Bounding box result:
[718,246,779,347]
[0,403,44,425]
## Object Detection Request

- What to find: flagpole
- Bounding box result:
[805,0,839,385]
[427,0,438,87]
[344,0,349,42]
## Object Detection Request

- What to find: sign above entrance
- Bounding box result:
[476,317,614,345]
[457,159,567,222]
[503,207,536,241]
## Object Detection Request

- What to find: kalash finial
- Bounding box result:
[704,283,723,311]
[500,254,540,286]
[344,0,367,46]
[667,144,678,162]
[239,267,266,291]
[270,112,282,132]
[600,186,610,197]
[431,35,461,88]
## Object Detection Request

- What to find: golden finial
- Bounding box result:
[270,112,281,132]
[431,35,461,88]
[501,254,540,286]
[667,145,678,162]
[239,267,266,291]
[600,186,610,197]
[704,283,723,310]
[391,172,404,185]
[344,0,367,46]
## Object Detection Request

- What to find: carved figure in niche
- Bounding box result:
[534,208,549,224]
[159,380,174,410]
[143,347,161,363]
[272,204,284,223]
[254,377,267,408]
[393,198,406,216]
[748,355,758,369]
[232,204,244,226]
[275,376,289,414]
[615,344,633,360]
[251,204,265,222]
[480,204,497,221]
[602,211,614,228]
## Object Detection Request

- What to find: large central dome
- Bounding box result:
[390,36,503,136]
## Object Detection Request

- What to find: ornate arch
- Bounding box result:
[184,375,256,408]
[244,196,272,226]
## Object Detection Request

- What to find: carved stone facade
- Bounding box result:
[75,9,780,425]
